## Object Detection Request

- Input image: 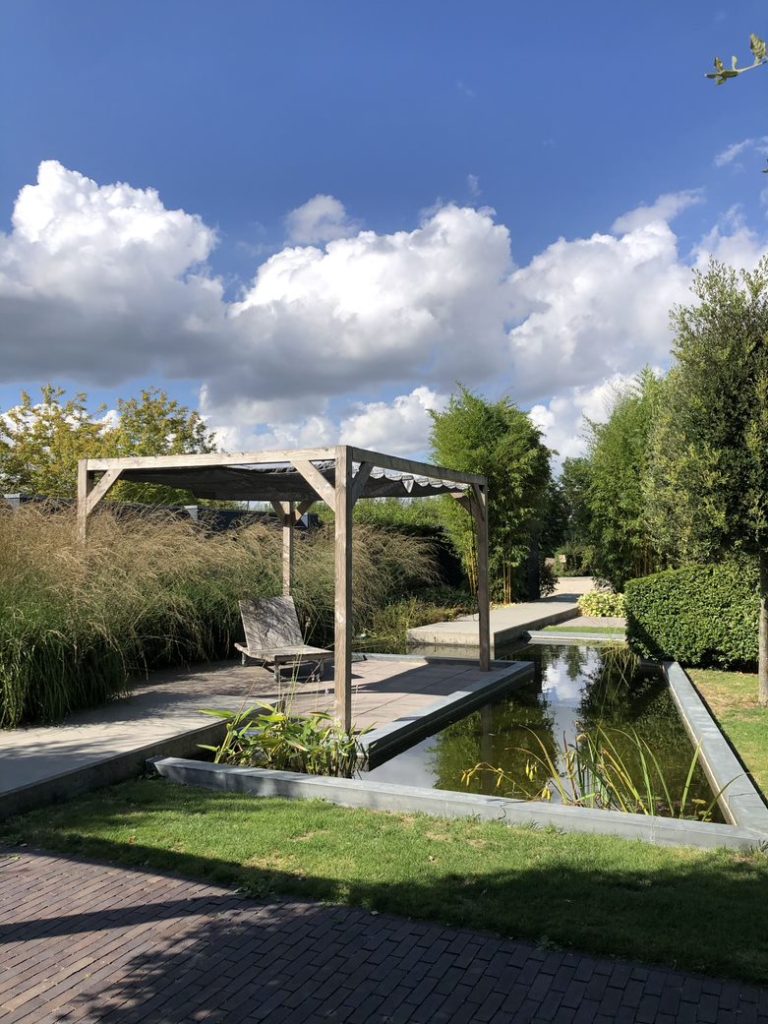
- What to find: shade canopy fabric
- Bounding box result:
[116,460,469,503]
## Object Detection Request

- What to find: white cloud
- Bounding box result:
[611,190,703,233]
[714,137,768,168]
[2,163,767,461]
[201,386,448,458]
[340,386,448,454]
[284,194,360,245]
[529,374,640,468]
[467,174,481,198]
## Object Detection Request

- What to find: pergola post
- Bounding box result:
[472,483,491,671]
[334,445,354,731]
[271,501,295,596]
[77,461,94,545]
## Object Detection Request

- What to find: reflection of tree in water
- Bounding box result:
[432,684,558,797]
[437,642,719,816]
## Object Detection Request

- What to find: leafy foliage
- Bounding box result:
[625,560,759,669]
[577,591,626,617]
[583,369,665,590]
[707,33,767,86]
[0,385,215,502]
[200,703,369,778]
[429,385,551,601]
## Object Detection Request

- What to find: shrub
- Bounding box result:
[200,704,369,778]
[0,506,438,727]
[625,559,758,669]
[578,591,626,617]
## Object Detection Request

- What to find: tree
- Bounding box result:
[659,260,768,705]
[430,386,551,602]
[0,386,105,497]
[584,369,666,590]
[558,456,593,573]
[0,385,217,502]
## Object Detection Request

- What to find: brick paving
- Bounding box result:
[1,849,766,1023]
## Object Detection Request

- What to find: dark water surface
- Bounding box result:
[367,643,722,821]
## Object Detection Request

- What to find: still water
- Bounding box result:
[367,643,722,821]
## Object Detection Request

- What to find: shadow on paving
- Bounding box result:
[3,845,766,1024]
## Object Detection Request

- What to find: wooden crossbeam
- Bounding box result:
[351,461,374,504]
[291,459,336,508]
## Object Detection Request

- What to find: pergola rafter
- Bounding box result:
[77,445,490,730]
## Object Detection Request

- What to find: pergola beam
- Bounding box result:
[334,446,354,731]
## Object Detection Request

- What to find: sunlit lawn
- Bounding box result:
[3,777,768,984]
[689,668,768,797]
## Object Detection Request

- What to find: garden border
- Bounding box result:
[664,661,768,831]
[149,658,768,852]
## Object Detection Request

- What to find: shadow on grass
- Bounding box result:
[4,842,765,1024]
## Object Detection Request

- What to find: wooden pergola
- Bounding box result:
[77,446,490,730]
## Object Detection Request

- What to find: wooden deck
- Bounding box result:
[0,656,527,817]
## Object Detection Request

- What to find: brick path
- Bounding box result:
[1,850,765,1023]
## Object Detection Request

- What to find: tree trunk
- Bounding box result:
[759,551,768,707]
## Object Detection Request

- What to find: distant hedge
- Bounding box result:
[625,560,759,669]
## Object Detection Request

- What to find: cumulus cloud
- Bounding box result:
[611,190,703,233]
[2,163,767,459]
[284,194,360,244]
[529,374,639,468]
[0,160,225,383]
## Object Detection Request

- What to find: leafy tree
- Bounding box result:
[657,260,768,704]
[584,369,666,590]
[0,385,216,503]
[0,386,104,497]
[558,456,593,573]
[430,386,551,602]
[105,389,216,504]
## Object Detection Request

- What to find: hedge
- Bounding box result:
[625,559,758,669]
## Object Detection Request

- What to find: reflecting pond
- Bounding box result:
[367,643,723,821]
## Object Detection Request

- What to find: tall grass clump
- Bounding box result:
[0,506,437,728]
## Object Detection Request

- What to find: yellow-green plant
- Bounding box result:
[199,703,370,778]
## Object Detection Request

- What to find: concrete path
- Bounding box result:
[0,657,521,818]
[1,848,764,1023]
[407,577,595,650]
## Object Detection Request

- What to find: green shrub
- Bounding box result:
[578,591,626,617]
[0,506,437,727]
[625,560,758,669]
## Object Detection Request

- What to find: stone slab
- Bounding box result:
[151,757,767,851]
[665,661,768,832]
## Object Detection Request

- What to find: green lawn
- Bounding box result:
[541,625,625,636]
[3,778,768,984]
[688,668,768,797]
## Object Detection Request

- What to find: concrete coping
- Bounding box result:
[664,661,768,832]
[150,757,767,852]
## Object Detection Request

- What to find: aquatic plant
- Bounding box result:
[462,725,732,821]
[199,702,369,778]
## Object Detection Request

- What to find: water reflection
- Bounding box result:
[368,643,720,820]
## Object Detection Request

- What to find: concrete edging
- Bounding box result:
[150,756,766,851]
[0,720,227,821]
[664,661,768,832]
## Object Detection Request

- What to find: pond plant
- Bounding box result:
[200,703,370,778]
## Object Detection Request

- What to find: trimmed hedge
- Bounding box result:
[625,560,758,669]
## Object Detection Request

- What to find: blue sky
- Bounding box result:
[1,0,767,459]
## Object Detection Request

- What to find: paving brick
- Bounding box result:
[1,848,766,1024]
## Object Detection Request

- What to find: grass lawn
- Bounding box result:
[688,668,768,797]
[541,625,625,636]
[3,778,768,984]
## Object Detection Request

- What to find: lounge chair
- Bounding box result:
[235,596,333,684]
